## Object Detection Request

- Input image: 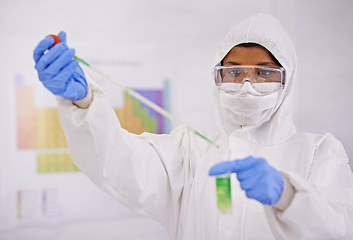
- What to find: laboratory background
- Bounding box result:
[0,0,352,239]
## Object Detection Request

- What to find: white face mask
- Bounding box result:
[219,82,282,126]
[219,82,282,96]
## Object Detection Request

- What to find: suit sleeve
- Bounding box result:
[265,133,353,239]
[57,79,190,235]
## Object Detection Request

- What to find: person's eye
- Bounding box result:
[227,68,242,76]
[258,69,274,76]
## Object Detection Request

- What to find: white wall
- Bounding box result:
[0,0,352,239]
[275,0,353,167]
[293,0,353,166]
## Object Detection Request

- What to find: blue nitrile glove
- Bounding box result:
[33,31,88,101]
[209,156,283,205]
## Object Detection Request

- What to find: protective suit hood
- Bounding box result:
[213,13,297,145]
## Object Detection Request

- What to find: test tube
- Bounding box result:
[214,148,232,214]
[216,173,232,213]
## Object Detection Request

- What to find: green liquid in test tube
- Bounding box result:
[214,149,232,214]
[216,173,232,213]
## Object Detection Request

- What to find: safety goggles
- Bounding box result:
[214,65,285,94]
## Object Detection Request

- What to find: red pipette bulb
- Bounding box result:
[46,34,61,48]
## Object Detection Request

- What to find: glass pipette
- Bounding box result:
[46,35,219,148]
[73,55,221,149]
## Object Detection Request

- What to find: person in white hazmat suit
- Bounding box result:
[33,13,353,239]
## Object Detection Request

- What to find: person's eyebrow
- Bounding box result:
[223,61,277,66]
[223,61,240,65]
[257,62,277,66]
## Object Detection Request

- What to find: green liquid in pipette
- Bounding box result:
[194,131,220,149]
[74,56,90,67]
[216,174,232,213]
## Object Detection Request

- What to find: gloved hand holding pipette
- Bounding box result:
[33,31,88,101]
[33,31,220,148]
[209,156,284,205]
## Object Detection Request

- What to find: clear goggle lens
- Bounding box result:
[214,65,285,94]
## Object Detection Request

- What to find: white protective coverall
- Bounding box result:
[57,13,353,239]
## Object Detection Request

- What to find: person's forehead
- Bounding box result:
[223,46,276,65]
[228,46,272,57]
